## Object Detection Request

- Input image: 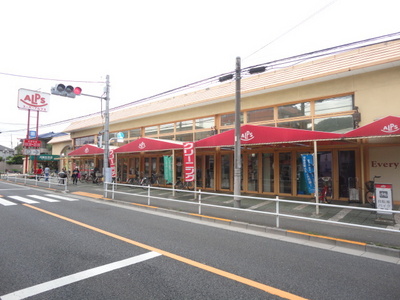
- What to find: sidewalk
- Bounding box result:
[62,181,400,246]
[4,177,400,259]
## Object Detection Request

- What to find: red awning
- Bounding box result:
[68,144,104,156]
[195,124,342,148]
[114,137,184,153]
[343,115,400,139]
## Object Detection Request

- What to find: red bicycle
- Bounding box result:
[318,177,332,203]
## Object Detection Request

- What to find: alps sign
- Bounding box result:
[18,89,50,112]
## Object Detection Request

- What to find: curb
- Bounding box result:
[79,193,400,262]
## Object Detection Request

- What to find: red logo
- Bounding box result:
[20,93,48,107]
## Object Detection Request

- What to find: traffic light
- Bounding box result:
[51,84,82,98]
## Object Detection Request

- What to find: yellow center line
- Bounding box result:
[287,230,367,246]
[23,204,308,300]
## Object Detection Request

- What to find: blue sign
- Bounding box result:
[301,154,315,194]
[29,131,37,139]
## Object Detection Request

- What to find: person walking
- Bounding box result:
[36,166,43,181]
[44,166,50,181]
[72,167,80,185]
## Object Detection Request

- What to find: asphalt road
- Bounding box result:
[0,181,399,299]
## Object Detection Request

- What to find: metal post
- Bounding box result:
[103,75,110,193]
[233,57,241,208]
[313,141,320,215]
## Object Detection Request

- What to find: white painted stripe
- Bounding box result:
[0,251,161,300]
[8,196,39,204]
[248,201,271,210]
[44,194,78,201]
[27,195,59,203]
[329,208,352,222]
[0,198,17,206]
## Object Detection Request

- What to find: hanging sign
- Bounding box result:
[183,142,195,182]
[301,154,315,194]
[109,149,116,178]
[18,89,50,112]
[163,156,173,184]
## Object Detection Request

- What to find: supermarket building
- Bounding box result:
[49,36,400,205]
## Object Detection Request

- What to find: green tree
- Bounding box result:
[6,155,24,164]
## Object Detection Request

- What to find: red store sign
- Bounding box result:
[183,142,195,182]
[23,139,41,147]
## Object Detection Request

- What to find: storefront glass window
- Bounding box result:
[262,153,274,193]
[195,131,213,141]
[279,152,292,194]
[277,119,312,130]
[205,155,214,189]
[315,95,353,115]
[195,117,214,129]
[129,128,141,139]
[175,133,193,141]
[247,107,274,123]
[247,153,258,192]
[160,123,174,134]
[176,120,193,132]
[220,112,243,126]
[338,150,356,198]
[145,126,158,136]
[221,154,231,189]
[314,115,354,133]
[75,136,95,147]
[278,102,310,119]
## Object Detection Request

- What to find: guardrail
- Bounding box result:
[1,173,68,191]
[104,182,399,234]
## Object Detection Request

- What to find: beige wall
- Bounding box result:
[369,146,400,204]
[101,66,400,133]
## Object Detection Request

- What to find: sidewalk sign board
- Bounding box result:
[375,183,393,216]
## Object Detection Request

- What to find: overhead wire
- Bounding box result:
[1,31,400,136]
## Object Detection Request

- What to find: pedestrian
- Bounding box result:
[72,167,80,185]
[44,166,50,181]
[92,166,99,183]
[58,168,67,185]
[36,166,43,181]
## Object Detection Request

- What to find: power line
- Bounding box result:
[244,0,338,61]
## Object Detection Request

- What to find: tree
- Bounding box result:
[6,155,24,164]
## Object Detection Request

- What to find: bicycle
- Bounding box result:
[175,177,194,190]
[365,175,381,208]
[128,172,150,189]
[318,177,332,203]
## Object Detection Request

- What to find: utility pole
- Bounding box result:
[233,57,241,208]
[103,75,110,185]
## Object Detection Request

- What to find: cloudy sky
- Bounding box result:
[0,0,399,148]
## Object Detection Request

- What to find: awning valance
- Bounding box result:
[67,144,104,156]
[114,137,184,154]
[343,115,400,139]
[195,124,342,148]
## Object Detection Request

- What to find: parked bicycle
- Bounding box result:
[175,177,194,190]
[365,175,381,208]
[128,172,150,189]
[318,177,332,203]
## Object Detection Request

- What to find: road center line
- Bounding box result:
[21,204,308,300]
[0,252,161,300]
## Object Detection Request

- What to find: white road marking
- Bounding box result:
[0,198,17,206]
[329,208,352,222]
[0,251,161,300]
[27,195,60,203]
[44,194,78,201]
[8,196,39,204]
